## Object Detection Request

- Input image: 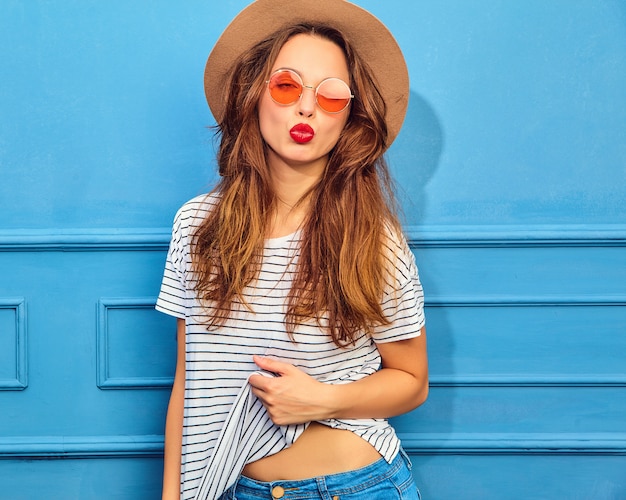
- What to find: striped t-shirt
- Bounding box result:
[156,194,426,500]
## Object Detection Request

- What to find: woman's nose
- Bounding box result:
[297,85,316,117]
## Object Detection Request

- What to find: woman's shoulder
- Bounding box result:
[178,191,219,213]
[380,222,418,281]
[166,192,221,242]
[172,192,219,224]
[381,221,411,257]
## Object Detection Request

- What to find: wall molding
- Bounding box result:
[97,298,174,390]
[1,433,624,459]
[426,295,626,307]
[0,224,624,251]
[0,298,27,391]
[427,294,626,388]
[429,374,626,387]
[400,432,626,455]
[405,224,626,248]
[0,435,164,458]
[0,229,170,252]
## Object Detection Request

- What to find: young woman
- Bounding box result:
[156,1,428,498]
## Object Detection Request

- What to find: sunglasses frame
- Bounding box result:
[266,68,354,114]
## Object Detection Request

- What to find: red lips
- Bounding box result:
[290,123,315,144]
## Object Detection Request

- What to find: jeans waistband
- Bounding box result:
[236,448,409,498]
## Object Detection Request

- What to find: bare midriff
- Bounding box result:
[241,422,382,482]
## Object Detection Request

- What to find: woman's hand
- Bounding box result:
[249,327,428,425]
[248,356,336,425]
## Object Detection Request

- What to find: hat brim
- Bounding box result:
[204,0,409,146]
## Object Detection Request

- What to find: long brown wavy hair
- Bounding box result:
[192,23,403,346]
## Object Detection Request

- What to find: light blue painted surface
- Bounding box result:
[1,1,625,499]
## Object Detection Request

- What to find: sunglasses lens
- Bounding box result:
[268,71,302,105]
[316,78,352,113]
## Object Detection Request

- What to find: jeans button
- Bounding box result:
[271,485,285,499]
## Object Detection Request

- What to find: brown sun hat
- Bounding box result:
[204,0,409,146]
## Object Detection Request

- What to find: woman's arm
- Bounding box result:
[162,318,186,500]
[249,326,428,425]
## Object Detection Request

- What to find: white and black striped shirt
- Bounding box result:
[156,194,425,499]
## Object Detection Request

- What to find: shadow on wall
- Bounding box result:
[392,89,455,414]
[390,90,444,228]
[388,90,459,490]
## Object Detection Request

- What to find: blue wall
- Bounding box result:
[1,1,625,499]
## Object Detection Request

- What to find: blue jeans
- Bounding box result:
[218,448,421,499]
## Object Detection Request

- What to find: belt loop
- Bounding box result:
[400,447,413,470]
[315,476,334,500]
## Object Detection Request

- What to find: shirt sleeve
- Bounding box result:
[155,205,190,319]
[370,231,426,344]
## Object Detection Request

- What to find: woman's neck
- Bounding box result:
[268,202,304,239]
[269,185,309,239]
[267,157,325,239]
[269,158,325,206]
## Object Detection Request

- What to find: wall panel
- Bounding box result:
[0,298,27,390]
[97,298,176,389]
